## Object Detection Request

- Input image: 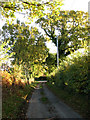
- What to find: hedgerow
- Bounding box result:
[48,48,89,94]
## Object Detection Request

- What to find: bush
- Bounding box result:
[48,48,89,94]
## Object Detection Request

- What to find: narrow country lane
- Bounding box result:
[26,83,82,119]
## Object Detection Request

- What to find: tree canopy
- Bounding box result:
[36,10,89,58]
[0,0,89,77]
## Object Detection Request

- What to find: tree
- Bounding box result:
[0,37,15,66]
[2,21,49,78]
[46,53,57,73]
[0,0,63,72]
[36,10,89,59]
[0,0,63,22]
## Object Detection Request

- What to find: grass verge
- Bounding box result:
[40,86,50,104]
[47,82,89,119]
[2,82,38,119]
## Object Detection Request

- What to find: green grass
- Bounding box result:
[40,84,43,89]
[40,85,49,104]
[3,94,24,118]
[40,96,49,104]
[2,82,38,119]
[47,82,89,119]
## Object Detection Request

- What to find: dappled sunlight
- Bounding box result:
[2,69,38,118]
[0,0,89,119]
[1,70,12,86]
[67,48,88,59]
[48,47,89,94]
[35,87,40,90]
[47,46,89,118]
[22,94,28,100]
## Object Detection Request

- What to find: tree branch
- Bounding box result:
[22,1,49,6]
[43,28,51,37]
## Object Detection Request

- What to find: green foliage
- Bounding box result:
[48,48,89,94]
[63,56,88,94]
[1,0,63,78]
[2,82,38,118]
[2,21,49,78]
[3,21,48,62]
[0,40,15,66]
[46,53,57,73]
[0,0,63,22]
[36,10,89,58]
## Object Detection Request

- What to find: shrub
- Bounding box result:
[48,48,89,94]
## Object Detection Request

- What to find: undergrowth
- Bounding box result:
[1,70,38,119]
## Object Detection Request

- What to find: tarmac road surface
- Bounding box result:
[26,83,82,119]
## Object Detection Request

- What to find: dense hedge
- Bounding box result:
[48,49,89,94]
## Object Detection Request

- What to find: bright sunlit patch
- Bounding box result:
[22,95,28,100]
[52,82,55,85]
[65,82,68,86]
[61,0,89,12]
[46,40,57,54]
[67,48,87,60]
